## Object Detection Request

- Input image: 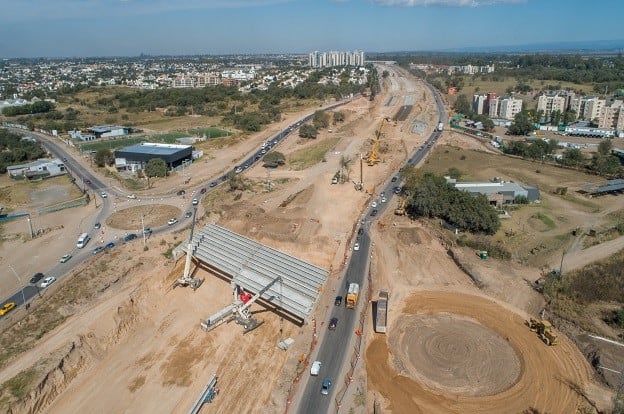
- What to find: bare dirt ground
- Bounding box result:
[0,66,615,414]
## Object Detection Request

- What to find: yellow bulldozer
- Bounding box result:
[527,318,559,346]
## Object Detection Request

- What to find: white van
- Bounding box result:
[76,233,90,249]
[310,360,321,376]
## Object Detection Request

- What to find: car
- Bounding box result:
[185,211,193,218]
[168,218,178,226]
[381,196,387,203]
[105,242,115,249]
[192,198,199,206]
[94,222,101,229]
[209,181,217,188]
[177,189,186,196]
[60,254,72,263]
[123,233,137,242]
[30,272,45,284]
[371,201,377,208]
[40,276,57,288]
[393,186,401,194]
[357,228,363,236]
[127,194,136,199]
[261,149,267,154]
[391,176,398,182]
[334,296,343,306]
[84,179,92,185]
[310,360,322,376]
[321,378,332,395]
[243,164,249,169]
[92,246,104,255]
[143,227,152,235]
[371,209,378,217]
[200,188,206,194]
[329,317,338,330]
[0,302,16,316]
[353,242,360,251]
[235,166,243,174]
[254,154,261,160]
[380,191,385,198]
[101,191,107,198]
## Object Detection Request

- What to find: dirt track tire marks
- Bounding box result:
[366,291,595,414]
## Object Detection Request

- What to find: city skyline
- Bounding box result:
[0,0,623,58]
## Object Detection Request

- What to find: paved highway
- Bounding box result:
[297,75,445,413]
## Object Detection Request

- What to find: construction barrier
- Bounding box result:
[283,317,318,414]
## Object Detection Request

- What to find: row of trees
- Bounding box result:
[503,137,622,176]
[0,129,47,173]
[2,100,55,116]
[403,172,501,235]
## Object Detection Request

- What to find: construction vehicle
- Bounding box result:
[394,199,407,216]
[173,207,204,290]
[345,283,360,309]
[367,117,391,166]
[527,318,559,346]
[375,290,389,333]
[201,276,282,333]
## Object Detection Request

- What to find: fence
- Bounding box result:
[38,196,89,215]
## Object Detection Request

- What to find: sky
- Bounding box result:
[0,0,623,58]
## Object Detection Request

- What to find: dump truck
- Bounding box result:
[375,290,389,333]
[527,318,559,346]
[345,283,360,309]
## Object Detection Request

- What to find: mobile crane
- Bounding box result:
[173,207,204,290]
[367,117,391,166]
[201,276,283,334]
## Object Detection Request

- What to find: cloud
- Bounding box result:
[373,0,524,6]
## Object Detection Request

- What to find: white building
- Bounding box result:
[472,94,487,115]
[7,158,66,179]
[537,94,567,119]
[600,100,624,130]
[308,50,365,68]
[499,97,523,120]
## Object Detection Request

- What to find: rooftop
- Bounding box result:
[118,142,191,156]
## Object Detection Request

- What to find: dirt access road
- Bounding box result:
[0,67,611,414]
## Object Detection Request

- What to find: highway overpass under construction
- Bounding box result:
[183,223,329,325]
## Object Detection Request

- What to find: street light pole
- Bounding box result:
[141,214,146,247]
[8,264,27,309]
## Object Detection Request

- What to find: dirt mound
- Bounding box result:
[390,313,520,397]
[106,204,181,230]
[367,291,596,414]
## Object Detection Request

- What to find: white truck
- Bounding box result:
[437,122,444,132]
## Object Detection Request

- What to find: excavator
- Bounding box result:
[367,117,392,166]
[394,199,407,216]
[527,318,559,346]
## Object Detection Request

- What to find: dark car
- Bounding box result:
[123,233,137,242]
[371,209,378,216]
[334,296,342,306]
[30,272,44,284]
[321,378,332,395]
[177,189,186,196]
[357,228,363,236]
[393,186,401,194]
[391,176,398,182]
[200,188,206,194]
[94,222,101,229]
[185,211,193,218]
[209,181,218,188]
[105,242,115,249]
[329,317,338,330]
[84,179,92,185]
[143,227,152,235]
[92,246,104,255]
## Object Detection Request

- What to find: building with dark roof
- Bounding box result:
[115,143,192,172]
[87,125,129,139]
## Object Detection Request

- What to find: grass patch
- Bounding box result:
[456,234,511,260]
[189,127,230,139]
[288,137,340,171]
[163,241,182,259]
[1,367,38,400]
[532,212,556,231]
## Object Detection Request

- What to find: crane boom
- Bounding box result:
[237,276,282,319]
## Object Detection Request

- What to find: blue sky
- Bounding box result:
[0,0,622,58]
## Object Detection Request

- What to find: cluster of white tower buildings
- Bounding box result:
[308,50,365,68]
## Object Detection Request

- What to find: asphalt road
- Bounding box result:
[297,76,445,413]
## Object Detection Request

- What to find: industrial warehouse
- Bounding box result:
[114,142,194,172]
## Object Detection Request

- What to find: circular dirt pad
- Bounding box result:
[393,313,520,396]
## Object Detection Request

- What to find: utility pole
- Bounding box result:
[8,264,27,309]
[26,214,34,239]
[559,250,566,277]
[141,214,146,247]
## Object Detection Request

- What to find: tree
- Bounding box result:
[144,157,168,187]
[94,148,114,167]
[339,155,352,183]
[560,148,584,167]
[333,111,345,124]
[263,151,285,165]
[312,110,329,129]
[508,110,535,136]
[453,94,471,115]
[299,124,318,139]
[382,70,390,78]
[598,138,613,156]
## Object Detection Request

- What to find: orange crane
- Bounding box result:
[368,117,391,166]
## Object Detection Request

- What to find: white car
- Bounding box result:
[168,218,178,226]
[381,197,387,203]
[40,276,56,288]
[101,192,107,198]
[371,201,378,208]
[310,360,321,376]
[353,242,360,251]
[192,198,199,206]
[127,194,136,199]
